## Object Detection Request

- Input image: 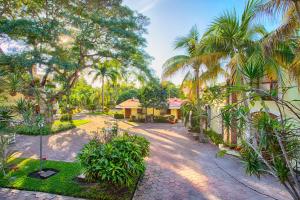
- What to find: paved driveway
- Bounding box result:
[3,115,292,200]
[130,123,291,200]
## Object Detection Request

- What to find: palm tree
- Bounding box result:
[258,0,300,41]
[201,0,268,144]
[90,60,120,111]
[162,26,222,100]
[203,0,267,83]
[258,1,300,84]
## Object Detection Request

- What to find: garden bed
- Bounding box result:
[0,158,138,200]
[15,119,90,135]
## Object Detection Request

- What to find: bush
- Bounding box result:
[51,122,75,133]
[153,115,169,123]
[204,129,223,145]
[126,134,150,157]
[77,135,149,187]
[16,125,51,135]
[60,114,72,121]
[114,113,124,119]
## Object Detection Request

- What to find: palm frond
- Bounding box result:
[162,55,190,78]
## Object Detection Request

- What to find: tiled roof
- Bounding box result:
[115,98,141,108]
[168,98,186,109]
[116,98,185,109]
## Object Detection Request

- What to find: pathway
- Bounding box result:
[1,115,292,200]
[0,188,84,200]
[130,123,291,200]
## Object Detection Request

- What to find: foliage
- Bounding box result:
[0,106,14,129]
[15,98,35,126]
[114,113,125,119]
[220,85,300,199]
[16,120,90,135]
[0,105,15,176]
[60,114,72,122]
[0,0,152,124]
[153,115,175,123]
[0,157,136,200]
[0,132,16,177]
[162,26,223,100]
[124,134,150,157]
[181,100,206,132]
[77,135,149,187]
[138,83,168,117]
[162,81,185,98]
[204,129,223,145]
[117,89,140,104]
[90,60,121,110]
[16,125,51,136]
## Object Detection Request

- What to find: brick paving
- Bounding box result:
[0,116,292,200]
[130,123,292,200]
[0,188,84,200]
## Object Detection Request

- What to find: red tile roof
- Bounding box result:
[116,98,185,109]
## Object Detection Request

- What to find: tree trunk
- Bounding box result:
[230,92,238,144]
[195,68,200,100]
[145,107,148,123]
[102,76,104,112]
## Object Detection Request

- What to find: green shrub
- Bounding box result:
[169,115,175,121]
[51,122,75,133]
[60,114,72,121]
[16,125,51,135]
[204,129,223,145]
[153,115,169,123]
[126,134,150,157]
[77,135,149,187]
[114,113,124,119]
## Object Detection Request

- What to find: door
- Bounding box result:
[177,109,182,119]
[125,108,131,118]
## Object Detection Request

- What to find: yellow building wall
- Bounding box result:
[170,109,178,119]
[145,108,160,116]
[131,108,138,116]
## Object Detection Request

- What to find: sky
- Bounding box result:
[123,0,279,85]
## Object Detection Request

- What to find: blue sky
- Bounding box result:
[123,0,279,84]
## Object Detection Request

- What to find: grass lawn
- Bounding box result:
[16,119,91,135]
[51,119,90,133]
[0,158,137,200]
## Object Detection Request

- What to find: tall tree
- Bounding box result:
[90,60,120,111]
[202,0,268,143]
[0,0,151,123]
[162,26,222,100]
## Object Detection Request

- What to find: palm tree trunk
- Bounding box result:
[195,69,200,100]
[102,76,104,112]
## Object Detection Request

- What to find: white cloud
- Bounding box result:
[124,0,161,13]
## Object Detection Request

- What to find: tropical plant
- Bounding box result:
[90,60,120,111]
[221,85,300,200]
[0,106,15,176]
[116,89,140,104]
[138,83,168,121]
[15,98,35,126]
[0,0,151,124]
[257,0,300,84]
[77,135,149,187]
[162,26,222,100]
[0,106,14,129]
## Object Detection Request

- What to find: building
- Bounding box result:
[116,98,185,120]
[209,72,300,145]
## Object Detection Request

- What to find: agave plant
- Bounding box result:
[0,106,14,129]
